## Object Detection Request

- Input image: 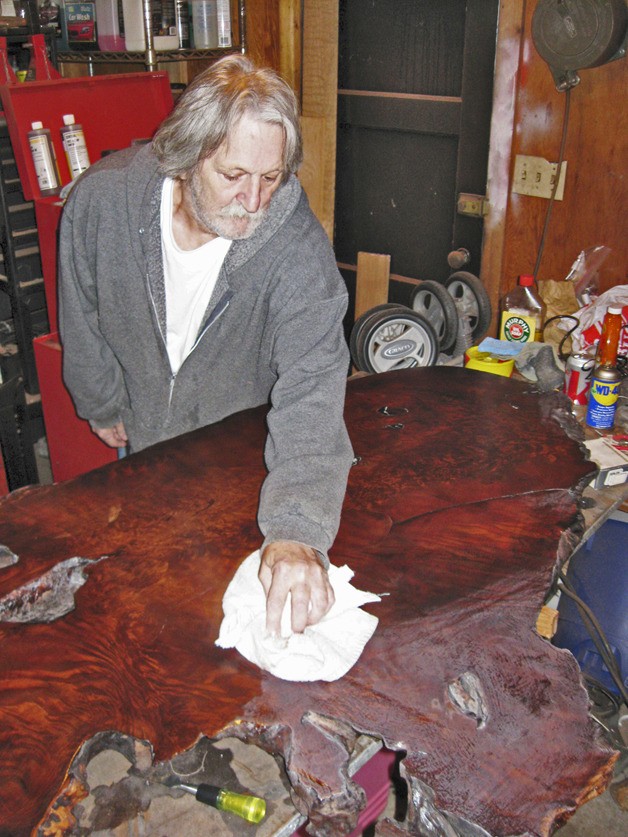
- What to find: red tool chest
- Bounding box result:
[33,332,118,480]
[0,71,173,201]
[0,64,173,482]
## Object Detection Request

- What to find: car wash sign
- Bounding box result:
[66,2,98,51]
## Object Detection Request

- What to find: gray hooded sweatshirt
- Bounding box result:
[58,144,353,560]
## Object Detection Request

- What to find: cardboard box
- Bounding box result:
[584,437,628,489]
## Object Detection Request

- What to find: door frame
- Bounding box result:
[299,0,525,333]
[478,1,524,335]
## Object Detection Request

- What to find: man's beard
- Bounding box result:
[188,171,268,240]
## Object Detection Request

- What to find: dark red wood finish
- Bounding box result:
[0,368,614,835]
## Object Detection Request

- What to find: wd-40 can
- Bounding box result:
[564,352,595,405]
[586,365,621,429]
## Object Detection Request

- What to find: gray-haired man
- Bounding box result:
[58,55,352,636]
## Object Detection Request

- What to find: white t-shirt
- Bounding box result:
[161,177,232,375]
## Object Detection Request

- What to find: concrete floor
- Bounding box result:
[555,784,628,837]
[375,703,628,836]
[378,746,627,836]
[553,699,628,837]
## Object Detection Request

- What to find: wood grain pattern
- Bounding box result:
[244,0,281,71]
[496,1,627,294]
[278,0,302,94]
[301,0,340,239]
[0,368,616,836]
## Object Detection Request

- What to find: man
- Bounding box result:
[58,55,353,637]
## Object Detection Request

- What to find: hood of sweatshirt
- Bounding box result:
[94,143,303,335]
[112,142,303,274]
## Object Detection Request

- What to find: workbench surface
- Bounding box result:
[0,367,619,836]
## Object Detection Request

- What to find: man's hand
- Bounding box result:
[93,421,128,448]
[259,541,335,635]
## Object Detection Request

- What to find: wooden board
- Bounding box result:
[301,0,339,240]
[0,368,616,836]
[354,251,391,320]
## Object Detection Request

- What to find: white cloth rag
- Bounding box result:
[216,550,381,682]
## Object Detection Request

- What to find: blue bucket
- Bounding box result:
[553,517,628,695]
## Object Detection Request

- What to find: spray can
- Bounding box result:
[174,0,190,48]
[585,365,621,430]
[60,114,91,180]
[27,121,61,196]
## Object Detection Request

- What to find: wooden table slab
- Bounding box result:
[0,367,616,836]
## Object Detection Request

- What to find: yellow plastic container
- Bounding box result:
[464,346,515,378]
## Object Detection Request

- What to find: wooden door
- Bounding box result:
[335,0,499,285]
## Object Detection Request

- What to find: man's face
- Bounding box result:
[184,113,285,240]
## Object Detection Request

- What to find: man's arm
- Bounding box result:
[57,190,128,431]
[257,282,353,632]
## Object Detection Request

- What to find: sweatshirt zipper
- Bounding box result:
[189,291,232,354]
[145,276,176,408]
[167,296,230,409]
[147,278,233,411]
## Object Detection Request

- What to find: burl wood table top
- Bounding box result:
[0,368,616,836]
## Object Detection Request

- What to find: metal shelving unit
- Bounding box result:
[56,0,247,73]
[0,115,49,394]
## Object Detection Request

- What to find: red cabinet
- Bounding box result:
[33,333,117,481]
[0,70,173,481]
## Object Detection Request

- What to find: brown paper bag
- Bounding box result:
[538,280,579,357]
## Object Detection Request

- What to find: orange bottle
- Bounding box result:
[596,306,623,367]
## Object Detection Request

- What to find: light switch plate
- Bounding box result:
[512,155,567,200]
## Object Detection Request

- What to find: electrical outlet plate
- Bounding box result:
[512,154,567,200]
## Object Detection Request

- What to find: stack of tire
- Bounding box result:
[350,272,492,374]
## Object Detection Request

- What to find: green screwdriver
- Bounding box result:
[177,782,267,823]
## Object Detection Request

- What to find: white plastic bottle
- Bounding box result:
[216,0,231,47]
[154,0,179,49]
[27,121,61,196]
[60,114,91,180]
[120,0,145,50]
[191,0,218,49]
[121,0,178,50]
[95,0,125,50]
